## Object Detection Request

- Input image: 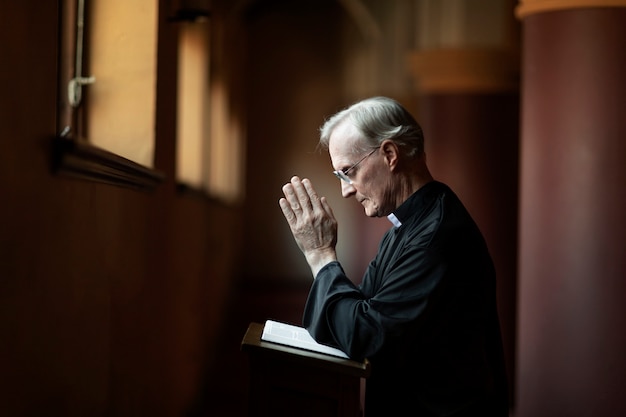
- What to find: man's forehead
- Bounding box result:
[328,121,360,154]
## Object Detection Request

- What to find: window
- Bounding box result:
[176,20,210,189]
[55,0,164,190]
[86,0,158,167]
[175,15,244,203]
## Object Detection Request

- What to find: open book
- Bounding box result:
[261,319,349,359]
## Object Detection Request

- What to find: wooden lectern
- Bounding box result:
[241,322,370,417]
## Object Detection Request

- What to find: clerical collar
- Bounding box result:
[387,181,442,228]
[387,213,402,227]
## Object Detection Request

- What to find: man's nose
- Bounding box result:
[341,181,356,198]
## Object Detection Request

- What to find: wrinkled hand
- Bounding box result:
[279,176,338,278]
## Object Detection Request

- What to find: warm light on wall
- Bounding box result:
[177,21,211,189]
[409,0,519,93]
[176,17,244,203]
[86,0,158,168]
[208,82,244,203]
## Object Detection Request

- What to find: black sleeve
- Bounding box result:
[302,240,446,361]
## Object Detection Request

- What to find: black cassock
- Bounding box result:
[303,181,509,417]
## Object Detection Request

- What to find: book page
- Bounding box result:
[261,319,349,359]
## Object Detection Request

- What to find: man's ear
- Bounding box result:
[381,139,400,171]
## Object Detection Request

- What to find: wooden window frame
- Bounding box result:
[53,0,164,192]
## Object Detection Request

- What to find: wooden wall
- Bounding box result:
[0,1,242,416]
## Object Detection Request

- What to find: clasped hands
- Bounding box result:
[279,176,338,277]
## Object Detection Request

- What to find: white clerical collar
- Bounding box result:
[387,213,402,227]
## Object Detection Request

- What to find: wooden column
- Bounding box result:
[516,1,626,416]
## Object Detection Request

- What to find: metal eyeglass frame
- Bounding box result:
[332,147,378,184]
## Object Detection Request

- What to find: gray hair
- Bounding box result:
[319,96,424,157]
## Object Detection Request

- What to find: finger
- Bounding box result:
[282,181,302,212]
[320,196,336,220]
[291,176,313,212]
[279,197,297,223]
[301,178,321,208]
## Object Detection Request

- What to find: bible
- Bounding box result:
[261,319,349,359]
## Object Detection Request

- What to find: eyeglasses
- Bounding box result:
[332,147,378,184]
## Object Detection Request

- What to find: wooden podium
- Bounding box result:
[241,322,370,417]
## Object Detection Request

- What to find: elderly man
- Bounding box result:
[279,96,508,416]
